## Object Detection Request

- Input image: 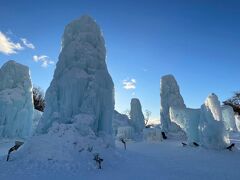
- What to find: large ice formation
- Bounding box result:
[222,105,237,131]
[13,16,116,166]
[170,107,200,143]
[199,94,228,149]
[170,93,229,149]
[37,15,115,136]
[129,98,145,133]
[160,75,186,132]
[0,60,33,138]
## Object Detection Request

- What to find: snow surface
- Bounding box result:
[160,75,186,132]
[0,139,15,157]
[0,60,33,138]
[1,134,240,180]
[37,15,114,135]
[129,98,145,133]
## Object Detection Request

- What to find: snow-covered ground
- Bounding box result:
[0,139,15,157]
[0,133,240,180]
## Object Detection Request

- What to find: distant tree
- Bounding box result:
[144,109,151,126]
[223,91,240,115]
[33,85,45,112]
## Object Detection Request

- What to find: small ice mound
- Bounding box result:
[116,126,134,140]
[143,128,163,142]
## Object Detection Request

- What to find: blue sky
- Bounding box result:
[0,0,240,120]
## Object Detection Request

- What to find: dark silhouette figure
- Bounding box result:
[193,142,199,147]
[182,142,187,147]
[120,138,126,150]
[161,132,167,139]
[93,154,104,169]
[226,143,235,151]
[7,141,24,161]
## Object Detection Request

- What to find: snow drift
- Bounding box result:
[0,60,33,138]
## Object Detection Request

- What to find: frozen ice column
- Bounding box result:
[37,16,114,135]
[0,60,34,138]
[160,74,186,132]
[130,98,145,133]
[199,93,229,149]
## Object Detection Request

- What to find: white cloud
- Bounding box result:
[0,31,24,55]
[21,38,35,49]
[123,78,137,90]
[33,55,54,68]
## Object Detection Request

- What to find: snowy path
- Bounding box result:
[0,139,240,180]
[124,140,240,180]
